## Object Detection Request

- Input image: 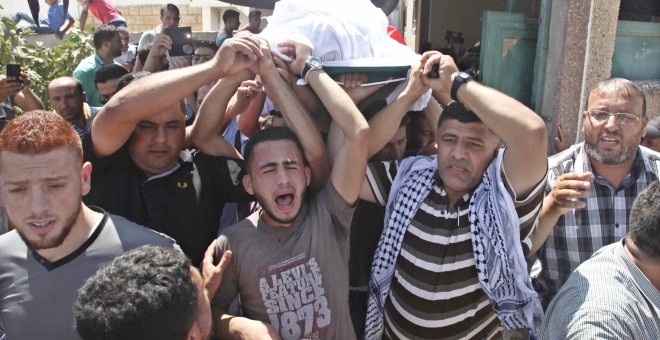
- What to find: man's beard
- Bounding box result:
[584,130,637,165]
[11,204,80,251]
[255,190,305,226]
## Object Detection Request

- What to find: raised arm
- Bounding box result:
[233,80,266,138]
[91,36,263,157]
[367,61,429,157]
[421,51,548,197]
[12,71,44,112]
[280,41,369,204]
[257,44,330,192]
[56,18,75,40]
[189,72,249,158]
[78,0,90,32]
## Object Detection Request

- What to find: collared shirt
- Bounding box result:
[541,240,660,339]
[534,143,660,308]
[73,53,120,107]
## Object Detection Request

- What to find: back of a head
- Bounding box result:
[0,110,82,167]
[223,9,239,22]
[589,78,646,115]
[75,245,197,340]
[243,126,308,172]
[194,40,218,54]
[93,25,118,50]
[116,71,152,92]
[625,181,660,262]
[95,64,129,86]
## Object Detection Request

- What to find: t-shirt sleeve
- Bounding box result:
[365,160,399,207]
[314,180,355,239]
[500,158,547,256]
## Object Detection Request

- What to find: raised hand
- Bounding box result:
[419,51,459,94]
[546,172,593,215]
[276,40,312,76]
[213,35,263,78]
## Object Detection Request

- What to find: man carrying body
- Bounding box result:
[541,181,660,339]
[73,25,122,107]
[215,9,240,47]
[211,41,369,339]
[138,3,180,49]
[360,51,548,339]
[48,76,96,137]
[83,36,262,266]
[531,78,660,308]
[0,111,177,339]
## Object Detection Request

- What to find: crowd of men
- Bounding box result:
[0,1,658,340]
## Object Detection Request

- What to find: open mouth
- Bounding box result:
[600,136,620,146]
[275,193,294,207]
[448,164,468,173]
[28,220,55,234]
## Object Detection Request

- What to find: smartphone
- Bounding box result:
[6,64,21,84]
[164,27,193,57]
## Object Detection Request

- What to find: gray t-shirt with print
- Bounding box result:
[214,182,356,340]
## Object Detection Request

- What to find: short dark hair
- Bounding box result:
[223,9,240,22]
[249,10,261,19]
[116,71,151,92]
[437,102,499,145]
[75,245,197,340]
[437,101,483,129]
[243,127,308,173]
[625,181,660,261]
[93,25,119,50]
[194,39,218,54]
[589,78,646,116]
[160,3,180,16]
[94,64,129,86]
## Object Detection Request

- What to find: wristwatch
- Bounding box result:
[450,72,472,103]
[301,56,323,82]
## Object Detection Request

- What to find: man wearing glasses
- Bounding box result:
[530,78,660,309]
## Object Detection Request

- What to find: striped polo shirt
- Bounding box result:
[367,159,544,339]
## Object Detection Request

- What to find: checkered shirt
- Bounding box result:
[534,143,660,308]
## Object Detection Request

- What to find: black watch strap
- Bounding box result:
[451,72,471,103]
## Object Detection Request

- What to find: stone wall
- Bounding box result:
[638,80,660,117]
[85,5,203,32]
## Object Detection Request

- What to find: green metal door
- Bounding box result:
[479,11,538,107]
[611,20,660,80]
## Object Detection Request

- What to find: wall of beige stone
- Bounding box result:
[85,5,203,32]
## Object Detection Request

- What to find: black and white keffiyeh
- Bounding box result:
[364,150,542,339]
[468,149,543,337]
[364,155,437,340]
